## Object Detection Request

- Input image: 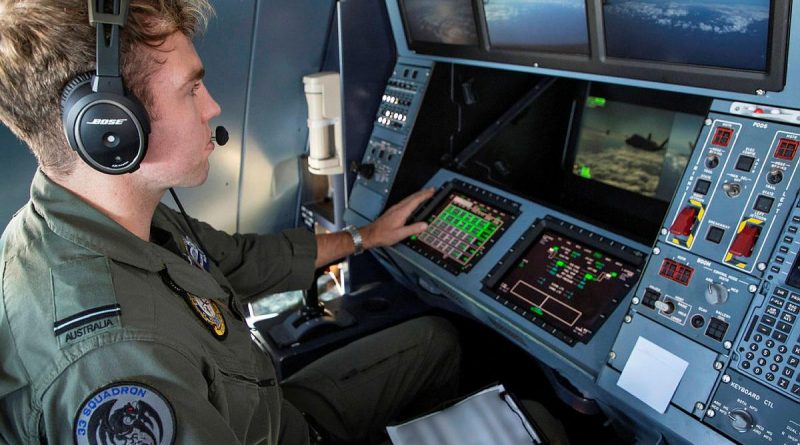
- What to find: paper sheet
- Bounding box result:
[387,384,541,445]
[617,336,689,413]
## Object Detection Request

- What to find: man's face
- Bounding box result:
[136,32,221,189]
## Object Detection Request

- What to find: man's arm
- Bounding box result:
[315,188,434,267]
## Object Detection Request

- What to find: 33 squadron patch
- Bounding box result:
[73,382,176,445]
[186,294,227,340]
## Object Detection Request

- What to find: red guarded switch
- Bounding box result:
[670,206,699,236]
[729,225,761,257]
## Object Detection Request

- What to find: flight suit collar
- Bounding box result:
[30,170,227,300]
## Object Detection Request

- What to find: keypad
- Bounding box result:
[738,287,799,401]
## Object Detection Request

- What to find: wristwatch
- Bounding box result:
[343,225,364,256]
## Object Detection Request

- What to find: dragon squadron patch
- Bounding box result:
[73,382,176,445]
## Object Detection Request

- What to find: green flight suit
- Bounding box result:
[0,170,461,444]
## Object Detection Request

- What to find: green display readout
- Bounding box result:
[416,193,507,269]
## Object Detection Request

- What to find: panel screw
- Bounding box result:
[695,402,705,411]
[722,374,731,383]
[706,409,716,417]
[757,263,767,271]
[714,361,724,370]
[705,118,713,126]
[653,247,661,255]
[724,341,733,350]
[661,228,668,236]
[624,315,633,323]
[632,297,640,305]
[756,89,766,96]
[609,351,617,360]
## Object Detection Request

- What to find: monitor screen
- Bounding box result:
[401,0,479,46]
[603,0,771,72]
[571,94,706,202]
[485,224,641,343]
[404,181,519,274]
[483,0,590,54]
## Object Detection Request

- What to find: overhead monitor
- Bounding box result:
[399,0,479,46]
[603,0,771,72]
[570,86,707,202]
[482,0,589,54]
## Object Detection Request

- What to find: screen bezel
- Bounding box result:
[482,216,645,344]
[404,179,521,275]
[398,0,790,94]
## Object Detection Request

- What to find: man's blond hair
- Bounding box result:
[0,0,213,176]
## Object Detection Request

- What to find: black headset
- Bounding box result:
[61,0,150,175]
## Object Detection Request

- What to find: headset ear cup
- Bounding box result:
[60,71,94,116]
[60,71,151,175]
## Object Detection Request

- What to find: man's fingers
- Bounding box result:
[396,221,428,240]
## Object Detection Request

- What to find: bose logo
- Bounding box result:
[86,118,127,125]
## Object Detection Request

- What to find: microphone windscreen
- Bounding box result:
[214,126,229,146]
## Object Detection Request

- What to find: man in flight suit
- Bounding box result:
[0,1,461,443]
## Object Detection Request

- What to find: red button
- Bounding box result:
[670,206,699,236]
[730,225,761,257]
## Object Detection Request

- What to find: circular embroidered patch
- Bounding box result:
[186,293,227,340]
[73,381,176,445]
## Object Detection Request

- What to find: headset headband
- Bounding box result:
[88,0,129,94]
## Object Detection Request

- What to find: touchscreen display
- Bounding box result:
[402,0,479,46]
[405,182,519,274]
[489,229,639,342]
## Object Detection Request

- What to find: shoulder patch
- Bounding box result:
[51,257,122,348]
[73,381,176,445]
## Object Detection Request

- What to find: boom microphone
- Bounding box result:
[211,126,229,146]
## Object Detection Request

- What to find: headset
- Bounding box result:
[60,0,150,175]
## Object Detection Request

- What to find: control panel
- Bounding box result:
[346,61,433,221]
[604,101,800,445]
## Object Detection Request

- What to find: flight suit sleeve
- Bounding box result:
[160,206,318,298]
[40,340,246,445]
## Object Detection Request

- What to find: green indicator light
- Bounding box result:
[410,235,417,241]
[611,272,618,278]
[518,261,525,268]
[556,260,565,267]
[593,252,603,259]
[584,273,594,280]
[579,166,592,179]
[552,246,559,251]
[530,306,543,316]
[588,96,606,107]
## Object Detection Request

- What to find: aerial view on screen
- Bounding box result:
[403,0,479,45]
[572,96,704,201]
[483,0,589,54]
[603,0,770,71]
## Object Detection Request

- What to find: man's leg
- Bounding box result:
[282,316,461,444]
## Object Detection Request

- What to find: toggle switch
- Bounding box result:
[670,206,699,236]
[729,224,761,257]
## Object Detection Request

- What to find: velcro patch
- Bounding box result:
[73,381,176,445]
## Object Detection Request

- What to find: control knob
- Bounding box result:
[767,168,783,185]
[705,283,729,305]
[349,161,375,180]
[729,408,754,433]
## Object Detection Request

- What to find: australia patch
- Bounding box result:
[186,294,227,340]
[181,235,210,272]
[54,304,121,347]
[73,381,176,445]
